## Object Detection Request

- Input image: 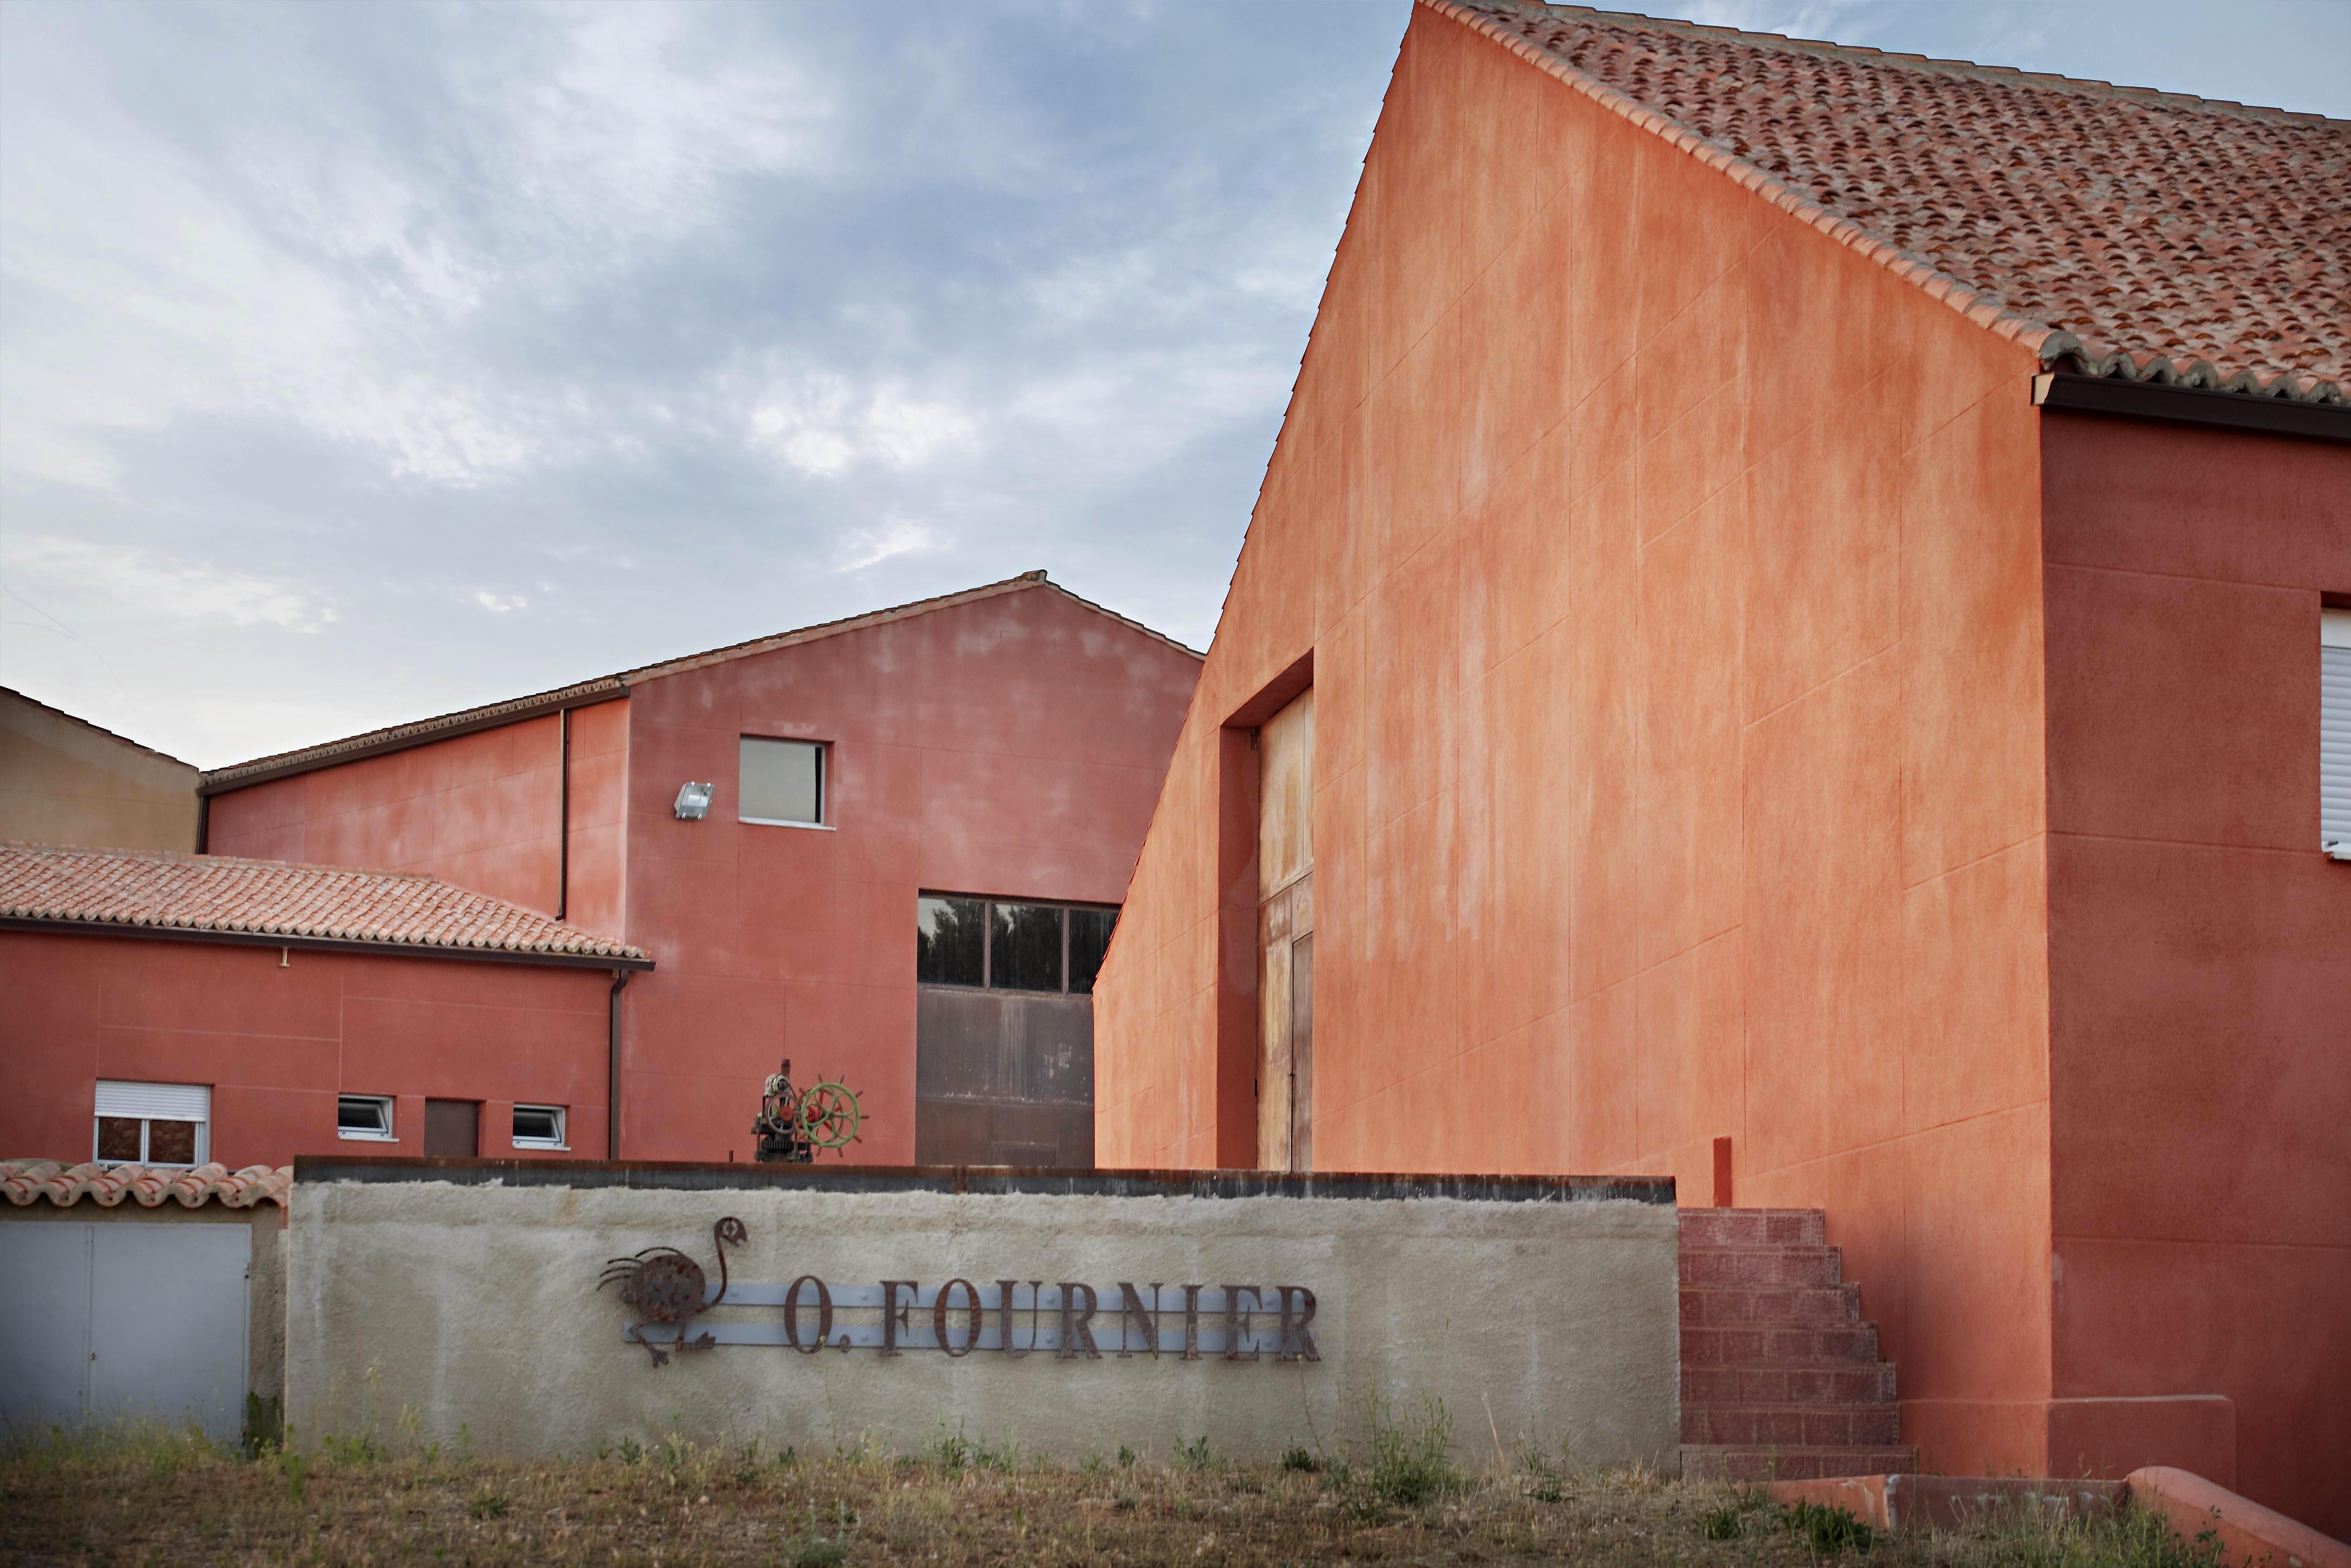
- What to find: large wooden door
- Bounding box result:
[1257,688,1314,1171]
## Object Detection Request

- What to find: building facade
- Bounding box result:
[1091,0,2349,1530]
[1,687,199,853]
[0,845,644,1168]
[199,574,1201,1167]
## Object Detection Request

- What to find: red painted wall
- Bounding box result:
[2040,413,2351,1533]
[208,715,566,917]
[616,585,1202,1163]
[0,932,612,1167]
[191,582,1199,1170]
[1094,5,2057,1478]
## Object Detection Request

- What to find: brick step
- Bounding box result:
[1681,1283,1860,1328]
[1684,1362,1898,1406]
[1682,1403,1902,1446]
[1679,1208,1827,1248]
[1682,1324,1883,1365]
[1680,1445,1919,1483]
[1680,1245,1845,1286]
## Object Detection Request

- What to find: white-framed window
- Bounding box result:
[739,736,827,828]
[93,1081,210,1168]
[512,1104,567,1149]
[2323,607,2350,860]
[337,1094,396,1141]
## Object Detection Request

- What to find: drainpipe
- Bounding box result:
[607,968,631,1161]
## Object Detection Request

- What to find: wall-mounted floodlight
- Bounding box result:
[673,781,714,820]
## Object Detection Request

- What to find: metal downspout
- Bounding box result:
[607,968,631,1160]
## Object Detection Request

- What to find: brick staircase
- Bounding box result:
[1680,1208,1919,1482]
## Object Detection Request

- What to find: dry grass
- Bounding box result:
[0,1422,2221,1568]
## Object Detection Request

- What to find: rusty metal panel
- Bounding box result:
[1257,688,1314,900]
[1290,932,1314,1173]
[915,987,1095,1168]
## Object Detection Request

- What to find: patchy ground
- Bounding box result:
[0,1425,2215,1568]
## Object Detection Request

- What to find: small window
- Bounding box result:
[2324,608,2350,859]
[1068,907,1118,995]
[917,896,985,986]
[740,736,824,826]
[337,1095,396,1141]
[512,1105,567,1149]
[92,1081,210,1168]
[990,902,1065,993]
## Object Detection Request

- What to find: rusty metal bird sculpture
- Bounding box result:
[597,1216,747,1366]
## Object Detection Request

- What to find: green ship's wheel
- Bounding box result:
[796,1081,862,1153]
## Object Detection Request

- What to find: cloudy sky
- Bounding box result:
[3,1,2344,768]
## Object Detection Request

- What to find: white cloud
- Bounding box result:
[834,518,941,573]
[748,373,979,478]
[2,533,335,632]
[472,591,529,613]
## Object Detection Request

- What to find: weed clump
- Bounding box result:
[1281,1444,1321,1473]
[1365,1395,1466,1508]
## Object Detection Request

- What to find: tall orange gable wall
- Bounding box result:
[206,713,572,917]
[1094,5,2055,1477]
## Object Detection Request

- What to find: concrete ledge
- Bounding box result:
[1770,1475,2125,1530]
[2126,1466,2351,1568]
[290,1154,1675,1205]
[1769,1470,2350,1567]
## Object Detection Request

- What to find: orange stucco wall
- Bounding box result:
[0,932,612,1167]
[1094,6,2054,1476]
[208,713,568,916]
[2039,414,2351,1534]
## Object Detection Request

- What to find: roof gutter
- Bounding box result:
[199,685,628,796]
[2033,373,2351,445]
[0,916,654,972]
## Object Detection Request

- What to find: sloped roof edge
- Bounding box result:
[202,572,1201,791]
[1,841,649,964]
[1421,0,2346,406]
[2,686,198,772]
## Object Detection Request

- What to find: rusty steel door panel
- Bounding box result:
[424,1099,479,1158]
[915,987,1095,1168]
[1257,686,1315,1172]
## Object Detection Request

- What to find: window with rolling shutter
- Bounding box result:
[92,1081,210,1168]
[2324,609,2351,859]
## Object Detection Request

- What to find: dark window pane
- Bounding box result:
[337,1096,389,1134]
[740,736,823,825]
[147,1120,198,1165]
[513,1106,562,1145]
[97,1116,142,1163]
[990,903,1064,993]
[1068,907,1118,995]
[916,896,984,986]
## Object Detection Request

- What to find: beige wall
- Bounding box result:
[286,1168,1677,1467]
[0,690,198,852]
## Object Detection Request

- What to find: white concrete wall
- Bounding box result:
[285,1172,1677,1468]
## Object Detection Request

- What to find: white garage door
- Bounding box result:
[0,1222,251,1443]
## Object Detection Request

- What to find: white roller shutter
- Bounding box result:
[93,1081,210,1121]
[2325,610,2351,857]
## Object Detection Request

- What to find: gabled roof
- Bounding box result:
[1437,1,2348,403]
[1,1159,290,1210]
[0,842,647,966]
[202,571,1201,792]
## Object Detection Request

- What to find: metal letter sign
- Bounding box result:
[598,1217,1320,1366]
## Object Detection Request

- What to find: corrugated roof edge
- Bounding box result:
[201,572,1202,792]
[2,686,199,771]
[1,1160,291,1210]
[1428,0,2347,407]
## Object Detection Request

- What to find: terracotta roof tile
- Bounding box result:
[1438,1,2348,402]
[1,1159,291,1209]
[0,842,647,963]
